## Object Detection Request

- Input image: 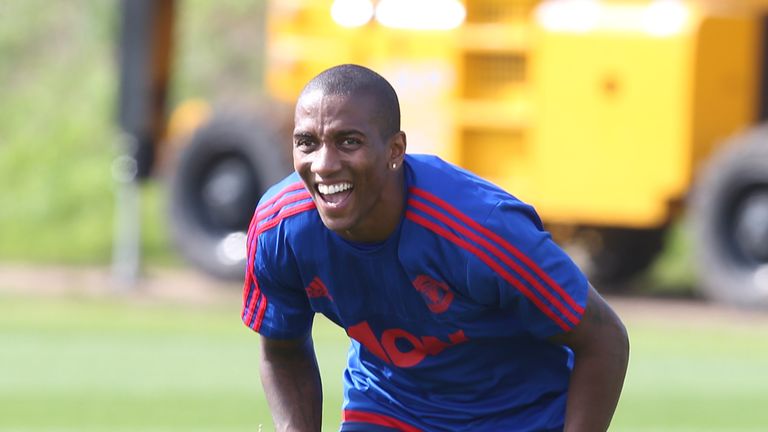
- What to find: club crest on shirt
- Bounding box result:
[304,276,332,300]
[412,275,453,313]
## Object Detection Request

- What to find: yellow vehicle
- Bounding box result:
[130,0,768,305]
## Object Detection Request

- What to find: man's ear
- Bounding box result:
[389,131,407,165]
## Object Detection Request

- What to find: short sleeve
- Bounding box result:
[465,200,588,338]
[241,229,314,339]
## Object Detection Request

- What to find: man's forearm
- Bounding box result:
[563,327,629,431]
[260,334,323,431]
[552,287,630,431]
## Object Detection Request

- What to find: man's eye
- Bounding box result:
[295,139,315,150]
[341,138,361,147]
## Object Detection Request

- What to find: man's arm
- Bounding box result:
[259,332,323,432]
[549,285,630,432]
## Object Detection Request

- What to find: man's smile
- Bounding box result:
[316,181,354,206]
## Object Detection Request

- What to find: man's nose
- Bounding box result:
[311,143,341,175]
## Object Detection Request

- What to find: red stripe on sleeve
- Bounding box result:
[242,213,263,325]
[255,191,311,223]
[410,187,584,315]
[242,200,317,331]
[242,281,265,330]
[246,211,259,249]
[406,211,571,331]
[343,410,421,432]
[241,262,253,305]
[243,182,310,331]
[252,290,268,332]
[247,182,304,245]
[256,201,316,235]
[255,182,305,213]
[244,181,307,299]
[242,226,261,326]
[409,199,580,326]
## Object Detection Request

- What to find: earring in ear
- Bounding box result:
[391,163,397,169]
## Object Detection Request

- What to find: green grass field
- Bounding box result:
[2,292,767,431]
[0,292,346,432]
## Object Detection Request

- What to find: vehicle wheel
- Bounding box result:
[168,110,291,280]
[690,124,768,306]
[560,226,666,291]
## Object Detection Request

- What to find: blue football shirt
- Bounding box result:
[242,154,588,431]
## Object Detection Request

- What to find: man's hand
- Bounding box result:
[549,285,630,432]
[260,332,323,432]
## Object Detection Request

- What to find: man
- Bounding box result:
[242,64,629,431]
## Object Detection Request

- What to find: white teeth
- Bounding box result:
[318,183,353,195]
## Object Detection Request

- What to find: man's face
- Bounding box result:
[293,90,404,242]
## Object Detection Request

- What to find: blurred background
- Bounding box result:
[1,0,767,430]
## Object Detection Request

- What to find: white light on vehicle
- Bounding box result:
[535,0,601,33]
[755,265,768,293]
[331,0,374,28]
[642,0,690,37]
[375,0,466,31]
[216,232,247,265]
[535,0,691,36]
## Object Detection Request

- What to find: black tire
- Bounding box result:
[560,226,666,291]
[168,111,291,281]
[691,124,768,306]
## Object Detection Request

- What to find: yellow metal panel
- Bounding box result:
[462,52,527,99]
[529,27,695,227]
[690,15,761,174]
[460,128,532,192]
[455,99,530,130]
[465,0,538,24]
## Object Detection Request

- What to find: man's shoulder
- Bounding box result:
[252,173,319,239]
[404,154,545,249]
[406,154,519,220]
[258,172,304,206]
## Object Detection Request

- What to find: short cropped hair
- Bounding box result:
[300,64,401,139]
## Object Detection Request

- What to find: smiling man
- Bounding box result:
[242,64,629,431]
[292,80,405,242]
